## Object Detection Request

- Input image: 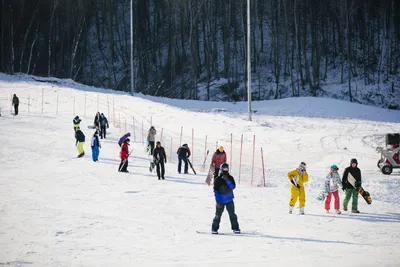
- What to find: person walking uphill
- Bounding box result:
[324,165,343,214]
[91,130,101,162]
[287,162,309,215]
[12,94,19,115]
[119,138,130,172]
[211,163,240,234]
[177,144,191,174]
[147,126,157,155]
[342,158,362,213]
[75,129,85,158]
[153,141,167,180]
[99,113,109,139]
[211,146,227,179]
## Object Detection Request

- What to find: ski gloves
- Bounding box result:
[222,174,229,181]
[290,179,301,189]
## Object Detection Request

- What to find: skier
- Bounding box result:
[211,146,227,179]
[91,130,101,162]
[211,163,240,234]
[153,141,167,180]
[12,94,19,115]
[75,129,85,158]
[177,144,191,174]
[147,126,157,155]
[119,138,130,172]
[342,158,362,213]
[99,113,109,139]
[287,162,309,215]
[118,132,131,147]
[94,112,101,130]
[73,116,81,132]
[324,165,343,214]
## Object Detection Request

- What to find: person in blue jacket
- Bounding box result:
[211,163,240,234]
[91,130,101,162]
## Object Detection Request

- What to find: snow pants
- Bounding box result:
[119,159,128,172]
[343,188,358,210]
[212,201,240,231]
[100,125,107,139]
[289,185,306,208]
[14,104,19,115]
[325,190,340,210]
[92,146,99,162]
[178,156,188,173]
[77,142,85,155]
[156,161,165,179]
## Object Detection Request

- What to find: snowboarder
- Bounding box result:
[177,144,191,174]
[211,146,227,179]
[119,138,130,172]
[91,130,101,162]
[342,158,362,213]
[153,141,167,180]
[75,129,85,158]
[73,116,81,132]
[287,162,309,215]
[12,94,19,115]
[99,113,109,139]
[211,163,240,234]
[118,132,131,147]
[324,165,343,214]
[147,126,157,155]
[94,112,101,130]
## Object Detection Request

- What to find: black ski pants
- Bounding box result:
[178,155,188,173]
[149,141,155,155]
[156,161,165,179]
[119,159,128,172]
[100,125,107,139]
[14,104,19,115]
[212,201,239,231]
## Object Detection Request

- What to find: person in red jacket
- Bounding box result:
[119,138,130,172]
[211,146,227,179]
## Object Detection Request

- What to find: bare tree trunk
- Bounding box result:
[48,0,57,77]
[27,24,39,74]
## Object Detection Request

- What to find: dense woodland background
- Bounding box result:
[1,0,400,108]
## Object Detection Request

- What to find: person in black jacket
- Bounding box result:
[211,163,240,234]
[153,141,167,180]
[12,94,19,115]
[177,144,191,174]
[342,158,362,213]
[99,113,109,139]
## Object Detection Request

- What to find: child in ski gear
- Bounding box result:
[73,116,81,132]
[211,146,227,178]
[287,162,309,215]
[324,165,343,214]
[99,113,109,139]
[75,129,85,158]
[94,112,101,130]
[147,126,157,155]
[342,158,362,213]
[211,163,240,234]
[12,94,19,115]
[91,130,101,162]
[153,141,167,180]
[118,133,131,147]
[119,138,130,172]
[177,144,191,174]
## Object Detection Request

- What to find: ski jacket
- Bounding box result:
[153,146,166,163]
[324,172,342,192]
[91,135,101,148]
[75,130,85,145]
[177,146,191,158]
[147,127,157,142]
[287,168,309,187]
[213,173,236,204]
[118,133,131,147]
[99,117,109,127]
[120,142,129,160]
[12,95,19,106]
[342,166,361,189]
[73,118,81,131]
[211,150,227,169]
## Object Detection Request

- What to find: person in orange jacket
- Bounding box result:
[287,162,309,215]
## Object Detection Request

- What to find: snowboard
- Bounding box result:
[347,173,372,205]
[205,164,215,185]
[188,159,196,174]
[196,230,256,236]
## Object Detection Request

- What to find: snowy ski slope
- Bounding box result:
[0,73,400,267]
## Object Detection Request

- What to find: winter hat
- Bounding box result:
[156,141,161,145]
[221,163,229,171]
[182,144,188,148]
[350,158,358,165]
[75,116,79,120]
[218,146,224,152]
[125,138,130,143]
[299,162,306,168]
[331,164,339,170]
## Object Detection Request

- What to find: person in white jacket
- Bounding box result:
[324,165,343,214]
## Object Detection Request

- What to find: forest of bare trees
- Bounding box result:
[1,0,399,106]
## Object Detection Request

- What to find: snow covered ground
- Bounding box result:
[0,73,400,267]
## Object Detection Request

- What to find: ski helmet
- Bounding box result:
[182,144,188,148]
[74,115,79,120]
[331,164,339,170]
[299,162,306,168]
[221,163,229,171]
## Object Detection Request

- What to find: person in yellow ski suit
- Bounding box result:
[287,162,309,215]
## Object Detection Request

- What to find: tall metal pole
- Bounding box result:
[130,0,134,95]
[247,0,252,121]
